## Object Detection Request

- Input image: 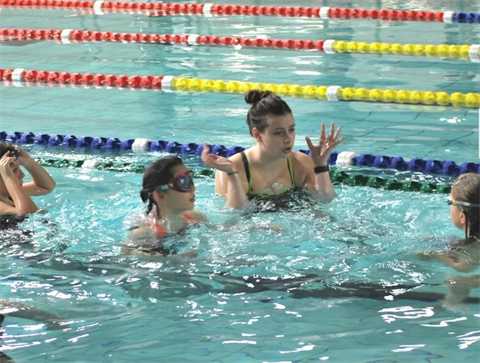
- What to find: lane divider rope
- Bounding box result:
[1,28,478,61]
[1,1,479,23]
[34,156,453,194]
[1,68,478,107]
[2,130,479,177]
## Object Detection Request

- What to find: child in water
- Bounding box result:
[419,173,480,305]
[124,156,282,257]
[0,142,56,216]
[124,156,205,257]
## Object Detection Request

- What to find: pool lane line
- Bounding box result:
[1,1,479,24]
[1,28,479,62]
[1,68,479,108]
[2,131,478,178]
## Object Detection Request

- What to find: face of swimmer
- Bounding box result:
[252,113,296,158]
[153,164,196,214]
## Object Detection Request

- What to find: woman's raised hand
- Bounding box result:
[201,143,237,174]
[305,121,345,166]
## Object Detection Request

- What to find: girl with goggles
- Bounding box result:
[418,173,480,306]
[124,156,284,257]
[125,156,206,257]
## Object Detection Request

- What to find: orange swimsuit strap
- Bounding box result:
[150,213,198,238]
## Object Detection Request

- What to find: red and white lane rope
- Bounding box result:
[1,28,479,62]
[0,0,471,23]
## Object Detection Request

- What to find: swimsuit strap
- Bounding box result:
[148,213,198,237]
[241,152,254,193]
[242,151,295,194]
[287,156,295,187]
[147,221,167,238]
[182,212,198,225]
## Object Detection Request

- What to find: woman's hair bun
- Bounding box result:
[245,90,272,105]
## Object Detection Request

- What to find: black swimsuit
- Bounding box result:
[241,152,314,211]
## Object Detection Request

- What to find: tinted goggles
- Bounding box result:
[158,172,194,193]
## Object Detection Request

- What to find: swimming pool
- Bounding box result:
[1,0,479,362]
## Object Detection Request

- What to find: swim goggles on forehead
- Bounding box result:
[447,196,480,208]
[157,171,194,193]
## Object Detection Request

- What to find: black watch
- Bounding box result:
[314,165,330,174]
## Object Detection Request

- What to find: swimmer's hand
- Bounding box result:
[178,250,198,258]
[0,151,19,180]
[306,121,345,166]
[16,146,35,167]
[123,246,197,258]
[418,250,435,260]
[201,143,237,174]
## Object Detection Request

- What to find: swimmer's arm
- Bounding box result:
[187,210,209,223]
[0,299,64,325]
[214,156,248,209]
[21,155,56,196]
[128,226,156,240]
[207,219,284,233]
[298,153,336,203]
[122,245,196,258]
[124,227,197,258]
[1,180,38,215]
[419,251,477,272]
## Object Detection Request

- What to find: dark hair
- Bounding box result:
[452,173,480,240]
[245,90,292,136]
[140,156,184,216]
[0,142,16,159]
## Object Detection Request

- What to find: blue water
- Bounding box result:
[1,0,480,362]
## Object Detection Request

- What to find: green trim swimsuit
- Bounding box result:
[241,152,297,200]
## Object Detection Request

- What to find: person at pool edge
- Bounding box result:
[0,142,56,216]
[202,90,345,208]
[418,173,480,306]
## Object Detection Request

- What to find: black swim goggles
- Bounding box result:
[157,171,194,193]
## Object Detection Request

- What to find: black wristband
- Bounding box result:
[314,165,330,174]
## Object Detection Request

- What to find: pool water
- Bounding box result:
[1,0,479,362]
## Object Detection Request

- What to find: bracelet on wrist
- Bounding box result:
[314,165,330,174]
[227,170,239,176]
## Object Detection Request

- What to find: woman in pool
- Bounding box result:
[0,142,56,216]
[419,173,480,305]
[202,90,345,208]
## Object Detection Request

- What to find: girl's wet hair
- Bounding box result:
[245,90,292,136]
[452,173,480,239]
[0,142,17,159]
[140,156,184,216]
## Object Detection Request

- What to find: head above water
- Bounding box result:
[451,173,480,239]
[140,156,195,217]
[0,142,24,190]
[0,142,19,159]
[245,90,293,137]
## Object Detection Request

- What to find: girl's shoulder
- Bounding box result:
[184,210,208,223]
